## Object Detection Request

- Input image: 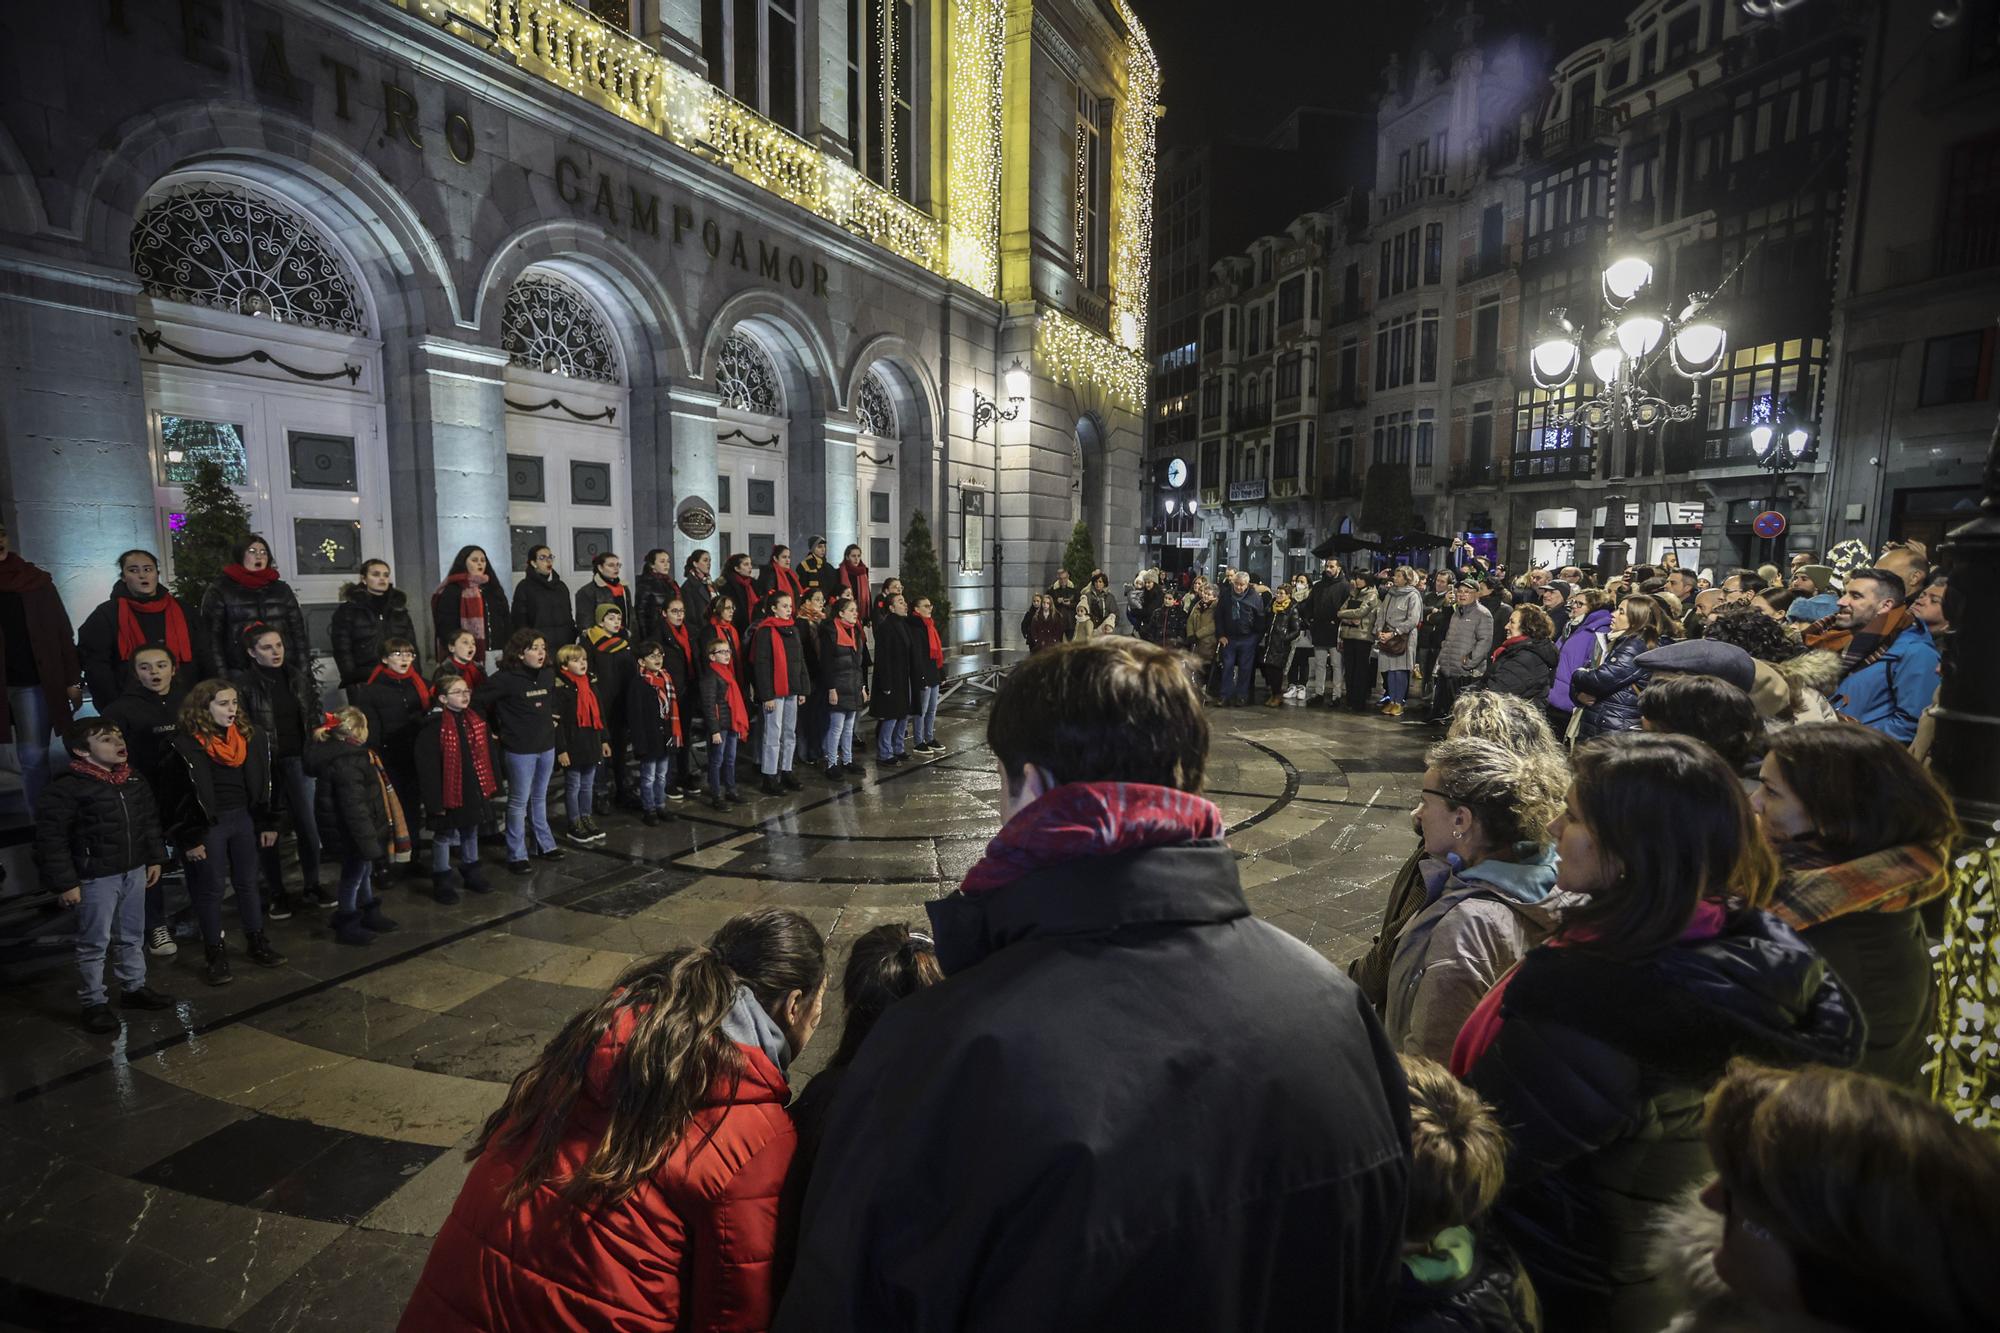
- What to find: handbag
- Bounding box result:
[1378,630,1410,657]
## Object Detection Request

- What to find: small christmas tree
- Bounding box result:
[900,509,950,640]
[1062,520,1098,588]
[1359,462,1417,543]
[170,456,254,609]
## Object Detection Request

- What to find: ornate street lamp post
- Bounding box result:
[971,358,1029,439]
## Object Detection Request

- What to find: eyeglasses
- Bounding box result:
[1420,787,1456,804]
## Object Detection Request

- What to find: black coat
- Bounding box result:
[430,580,509,661]
[231,663,323,761]
[551,672,607,773]
[1482,638,1559,705]
[306,736,390,861]
[156,728,275,846]
[908,617,944,688]
[511,570,577,648]
[200,572,309,673]
[632,571,679,645]
[585,634,635,724]
[1466,910,1861,1330]
[1387,1226,1538,1333]
[415,708,495,832]
[625,672,680,760]
[98,679,189,780]
[659,628,700,728]
[817,622,867,710]
[776,839,1411,1332]
[699,665,746,742]
[867,615,918,720]
[1571,633,1671,739]
[751,620,809,701]
[34,768,167,887]
[350,672,428,780]
[679,574,715,629]
[329,587,418,688]
[574,581,629,639]
[1305,574,1349,647]
[475,663,559,754]
[77,583,204,705]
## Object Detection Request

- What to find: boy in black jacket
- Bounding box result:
[700,636,748,811]
[98,645,190,957]
[585,603,636,812]
[552,645,610,845]
[35,719,173,1031]
[626,640,680,826]
[351,637,429,873]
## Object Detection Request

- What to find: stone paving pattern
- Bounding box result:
[0,699,1429,1331]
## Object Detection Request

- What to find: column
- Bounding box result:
[0,260,153,617]
[391,339,511,631]
[666,379,721,542]
[822,411,860,558]
[645,0,707,75]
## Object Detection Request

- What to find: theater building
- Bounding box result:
[0,0,1156,659]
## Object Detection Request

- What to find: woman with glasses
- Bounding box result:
[510,544,577,650]
[198,534,310,672]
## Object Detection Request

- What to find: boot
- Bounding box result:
[710,792,733,812]
[359,898,400,934]
[245,931,286,967]
[330,910,376,946]
[432,870,462,905]
[1262,694,1283,708]
[642,811,661,827]
[461,860,494,895]
[265,890,294,921]
[781,770,804,792]
[825,763,842,782]
[761,774,784,796]
[580,817,608,843]
[80,1004,119,1034]
[204,943,233,987]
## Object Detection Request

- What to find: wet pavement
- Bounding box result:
[0,696,1430,1331]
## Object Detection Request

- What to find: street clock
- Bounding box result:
[1166,457,1188,488]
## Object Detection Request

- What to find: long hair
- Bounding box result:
[1704,1060,2000,1333]
[1764,723,1958,859]
[473,908,825,1210]
[178,677,252,741]
[682,549,710,583]
[1617,593,1667,649]
[828,923,942,1069]
[1558,733,1776,959]
[446,545,488,578]
[641,548,671,578]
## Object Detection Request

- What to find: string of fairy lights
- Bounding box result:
[398,0,1155,410]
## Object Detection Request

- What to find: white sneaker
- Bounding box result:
[146,926,178,958]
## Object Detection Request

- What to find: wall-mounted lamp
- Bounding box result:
[971,358,1029,439]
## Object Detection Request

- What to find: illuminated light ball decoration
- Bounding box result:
[1109,0,1158,354]
[1037,308,1146,411]
[1931,834,2000,1135]
[947,0,1008,295]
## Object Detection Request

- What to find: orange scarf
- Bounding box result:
[197,723,247,767]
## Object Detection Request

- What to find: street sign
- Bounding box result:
[1752,510,1786,539]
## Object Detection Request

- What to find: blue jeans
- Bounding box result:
[73,866,147,1006]
[1219,637,1259,702]
[260,754,322,894]
[503,748,557,860]
[189,807,263,946]
[639,756,672,811]
[431,828,480,874]
[337,853,372,915]
[824,709,857,765]
[759,696,798,774]
[876,716,908,760]
[707,732,739,794]
[7,685,53,815]
[1384,669,1411,705]
[564,763,596,823]
[915,684,940,744]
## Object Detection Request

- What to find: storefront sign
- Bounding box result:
[1227,479,1267,503]
[675,496,716,540]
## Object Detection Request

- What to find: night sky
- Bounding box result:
[1140,0,1620,149]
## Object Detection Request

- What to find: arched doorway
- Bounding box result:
[1073,413,1107,541]
[854,365,903,578]
[712,329,790,565]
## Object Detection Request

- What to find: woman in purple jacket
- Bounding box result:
[1547,588,1613,735]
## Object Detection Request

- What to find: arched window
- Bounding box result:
[717,331,783,415]
[130,184,370,335]
[855,367,898,437]
[502,273,622,383]
[702,0,802,132]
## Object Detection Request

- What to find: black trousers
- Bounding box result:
[1341,640,1377,710]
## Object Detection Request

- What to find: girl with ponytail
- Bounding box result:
[401,907,827,1333]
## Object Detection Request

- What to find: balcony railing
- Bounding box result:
[1525,108,1619,164]
[1458,248,1510,284]
[1450,460,1500,488]
[1273,478,1302,500]
[1509,450,1595,482]
[1452,352,1504,382]
[1377,174,1451,222]
[1074,289,1112,336]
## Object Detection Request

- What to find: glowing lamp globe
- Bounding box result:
[1588,340,1626,389]
[1750,423,1775,458]
[1602,256,1654,306]
[1786,426,1811,457]
[1002,358,1030,403]
[1615,304,1666,360]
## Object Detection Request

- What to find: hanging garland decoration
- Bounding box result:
[137,327,361,384]
[718,427,781,448]
[503,396,619,423]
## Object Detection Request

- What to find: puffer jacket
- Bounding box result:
[1389,1224,1539,1333]
[307,735,390,862]
[77,582,204,705]
[33,766,167,888]
[1483,638,1559,704]
[817,621,867,709]
[632,571,680,646]
[399,1010,796,1333]
[1548,608,1611,714]
[1338,586,1380,642]
[97,679,189,779]
[329,587,418,688]
[511,569,577,649]
[1261,602,1301,666]
[1382,850,1566,1064]
[1436,602,1495,678]
[200,571,310,672]
[1465,909,1862,1332]
[1571,633,1674,740]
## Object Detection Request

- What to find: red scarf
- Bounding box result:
[0,554,54,593]
[834,617,859,651]
[69,758,133,785]
[918,616,944,668]
[711,620,741,670]
[639,666,682,744]
[710,660,750,739]
[562,668,603,730]
[449,658,485,694]
[961,782,1225,897]
[755,616,795,696]
[1449,899,1729,1078]
[367,661,433,710]
[667,620,694,669]
[116,591,195,664]
[771,564,803,601]
[840,560,870,616]
[728,570,759,615]
[598,578,626,600]
[437,707,498,809]
[222,563,282,589]
[444,571,489,655]
[1489,633,1528,662]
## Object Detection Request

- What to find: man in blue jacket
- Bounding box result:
[1215,568,1267,706]
[1827,567,1938,744]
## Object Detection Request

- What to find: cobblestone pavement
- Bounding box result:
[0,696,1430,1330]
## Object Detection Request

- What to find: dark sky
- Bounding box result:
[1140,0,1617,149]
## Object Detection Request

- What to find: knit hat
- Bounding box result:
[1824,539,1874,590]
[595,601,625,627]
[1635,638,1756,692]
[1794,564,1835,593]
[1749,660,1791,720]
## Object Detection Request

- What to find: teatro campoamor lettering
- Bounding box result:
[555,157,831,302]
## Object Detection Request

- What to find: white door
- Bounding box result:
[503,370,631,586]
[716,417,788,565]
[856,445,899,579]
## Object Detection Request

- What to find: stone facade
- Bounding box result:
[0,0,1152,656]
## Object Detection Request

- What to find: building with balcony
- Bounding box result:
[1,0,1161,655]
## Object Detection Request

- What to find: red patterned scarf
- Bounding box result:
[116,592,194,664]
[69,758,133,785]
[437,708,498,810]
[919,615,944,669]
[755,616,794,697]
[710,661,750,739]
[960,782,1226,897]
[840,560,870,616]
[366,661,433,710]
[444,571,488,656]
[562,668,603,731]
[639,666,682,744]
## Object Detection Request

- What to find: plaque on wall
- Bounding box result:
[676,496,717,541]
[960,487,986,573]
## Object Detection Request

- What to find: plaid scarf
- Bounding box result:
[961,782,1224,897]
[1836,605,1918,678]
[437,709,498,810]
[367,748,413,862]
[69,758,133,785]
[1770,840,1948,931]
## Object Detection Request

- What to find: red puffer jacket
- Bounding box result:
[399,1011,796,1333]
